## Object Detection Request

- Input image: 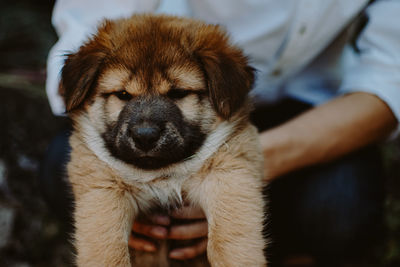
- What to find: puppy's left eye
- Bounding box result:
[113,90,132,101]
[167,89,191,100]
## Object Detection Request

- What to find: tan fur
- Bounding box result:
[98,68,131,94]
[167,65,205,91]
[63,14,267,267]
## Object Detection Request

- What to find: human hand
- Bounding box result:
[129,205,208,260]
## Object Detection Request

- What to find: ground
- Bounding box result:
[0,1,399,266]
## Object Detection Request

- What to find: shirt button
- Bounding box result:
[299,25,307,35]
[271,69,282,76]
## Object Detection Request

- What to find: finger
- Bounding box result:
[132,221,168,239]
[171,206,205,220]
[134,214,171,226]
[169,238,208,260]
[168,220,208,240]
[150,214,171,226]
[128,235,156,252]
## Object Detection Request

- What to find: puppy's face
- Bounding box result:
[61,15,254,170]
[94,65,211,170]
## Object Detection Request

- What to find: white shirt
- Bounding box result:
[46,0,400,136]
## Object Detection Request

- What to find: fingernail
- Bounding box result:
[154,215,170,225]
[151,227,167,238]
[169,250,185,258]
[144,244,156,252]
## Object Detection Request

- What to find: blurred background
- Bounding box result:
[0,0,71,266]
[0,0,399,266]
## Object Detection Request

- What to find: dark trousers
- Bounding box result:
[40,98,385,266]
[251,99,385,266]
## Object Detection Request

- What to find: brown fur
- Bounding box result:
[62,14,267,266]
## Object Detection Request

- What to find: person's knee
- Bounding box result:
[269,146,385,260]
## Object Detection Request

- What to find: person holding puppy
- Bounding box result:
[42,0,399,265]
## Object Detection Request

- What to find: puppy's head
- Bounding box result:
[61,15,254,170]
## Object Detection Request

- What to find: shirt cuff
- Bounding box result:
[339,64,400,140]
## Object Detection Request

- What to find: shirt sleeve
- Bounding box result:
[339,0,400,138]
[46,0,160,115]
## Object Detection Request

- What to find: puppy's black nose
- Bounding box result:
[130,125,161,151]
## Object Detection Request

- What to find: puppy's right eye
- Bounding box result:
[167,88,191,100]
[113,90,132,101]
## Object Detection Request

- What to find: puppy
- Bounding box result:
[61,14,267,266]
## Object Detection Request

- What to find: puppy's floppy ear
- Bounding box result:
[195,27,255,119]
[59,20,116,112]
[60,44,107,113]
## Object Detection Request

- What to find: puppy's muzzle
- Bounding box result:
[103,95,205,169]
[118,96,183,154]
[129,123,161,151]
